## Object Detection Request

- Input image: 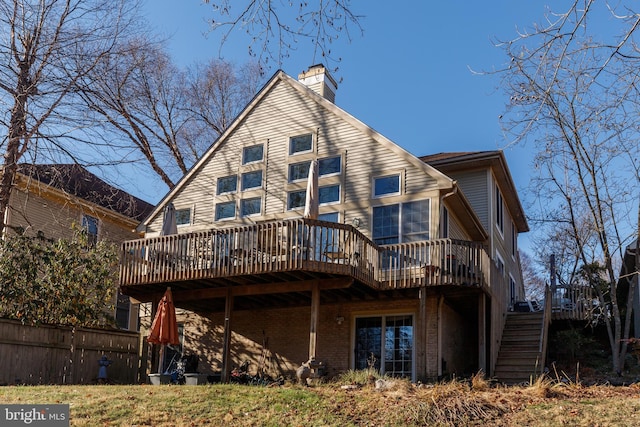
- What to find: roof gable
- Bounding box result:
[140,69,456,230]
[422,151,529,233]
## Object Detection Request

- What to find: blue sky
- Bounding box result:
[136,1,595,251]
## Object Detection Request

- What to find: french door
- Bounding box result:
[354,315,413,378]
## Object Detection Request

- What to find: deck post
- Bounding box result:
[478,293,486,374]
[221,288,234,383]
[309,281,320,360]
[418,286,427,381]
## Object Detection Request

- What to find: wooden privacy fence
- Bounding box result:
[0,318,140,385]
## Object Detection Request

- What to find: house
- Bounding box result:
[7,163,154,330]
[120,65,530,382]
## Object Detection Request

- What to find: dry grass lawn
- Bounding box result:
[1,376,639,426]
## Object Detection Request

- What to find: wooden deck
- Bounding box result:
[119,218,489,303]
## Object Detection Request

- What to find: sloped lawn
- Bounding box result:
[1,376,640,426]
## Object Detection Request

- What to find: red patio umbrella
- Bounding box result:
[148,287,179,373]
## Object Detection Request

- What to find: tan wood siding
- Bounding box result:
[151,80,444,241]
[448,169,489,231]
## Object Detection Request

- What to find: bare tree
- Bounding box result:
[497,0,640,374]
[520,251,546,301]
[203,0,363,68]
[79,43,264,189]
[0,0,142,229]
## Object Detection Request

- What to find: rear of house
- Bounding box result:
[121,65,528,382]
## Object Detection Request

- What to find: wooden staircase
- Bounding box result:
[494,311,547,384]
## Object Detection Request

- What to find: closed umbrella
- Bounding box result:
[160,203,178,236]
[148,287,180,373]
[303,160,319,220]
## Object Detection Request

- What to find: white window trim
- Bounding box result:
[240,197,262,218]
[174,207,192,227]
[372,173,402,199]
[318,155,342,178]
[288,133,314,156]
[215,201,236,221]
[495,184,504,238]
[242,144,264,165]
[217,175,238,195]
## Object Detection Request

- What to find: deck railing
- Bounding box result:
[120,219,489,290]
[550,285,594,321]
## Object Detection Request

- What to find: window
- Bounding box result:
[511,221,517,257]
[355,315,413,378]
[241,170,262,190]
[509,275,516,305]
[241,197,261,217]
[441,207,449,238]
[289,161,311,182]
[115,291,130,330]
[372,200,430,245]
[242,144,263,164]
[82,214,98,246]
[289,134,313,154]
[401,200,430,242]
[215,201,235,220]
[495,253,505,276]
[287,190,306,210]
[217,175,237,194]
[319,184,340,204]
[319,156,341,176]
[496,185,504,234]
[175,208,191,226]
[372,205,400,245]
[373,175,400,197]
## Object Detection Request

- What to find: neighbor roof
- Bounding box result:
[16,164,154,221]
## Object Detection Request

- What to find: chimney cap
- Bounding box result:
[297,64,338,102]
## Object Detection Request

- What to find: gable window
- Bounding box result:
[289,134,312,155]
[215,201,235,220]
[175,208,191,226]
[289,161,311,182]
[242,144,264,164]
[241,170,262,191]
[241,197,261,217]
[496,185,504,235]
[319,184,340,205]
[217,175,237,195]
[287,189,306,210]
[82,214,99,246]
[373,175,400,197]
[319,156,341,176]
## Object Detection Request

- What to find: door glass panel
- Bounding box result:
[384,315,413,378]
[355,317,382,371]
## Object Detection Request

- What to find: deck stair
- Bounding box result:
[494,311,546,385]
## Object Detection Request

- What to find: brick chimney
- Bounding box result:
[298,64,338,103]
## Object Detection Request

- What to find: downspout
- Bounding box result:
[440,183,458,238]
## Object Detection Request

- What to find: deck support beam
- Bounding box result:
[221,288,234,383]
[309,281,320,361]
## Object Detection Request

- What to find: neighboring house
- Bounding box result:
[120,65,529,382]
[7,164,154,330]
